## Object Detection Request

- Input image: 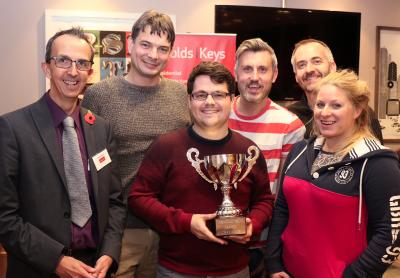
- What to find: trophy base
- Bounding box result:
[215,216,246,236]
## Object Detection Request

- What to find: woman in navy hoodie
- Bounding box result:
[266,69,400,278]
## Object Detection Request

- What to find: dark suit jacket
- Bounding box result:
[0,95,126,277]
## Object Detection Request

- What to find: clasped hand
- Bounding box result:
[55,254,113,278]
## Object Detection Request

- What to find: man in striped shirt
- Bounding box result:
[229,38,305,194]
[228,38,305,278]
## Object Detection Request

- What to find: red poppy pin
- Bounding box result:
[84,110,96,125]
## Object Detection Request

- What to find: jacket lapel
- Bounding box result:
[30,96,67,186]
[80,107,99,202]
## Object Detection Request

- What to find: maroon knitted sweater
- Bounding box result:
[129,127,274,276]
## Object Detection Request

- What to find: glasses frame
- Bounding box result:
[50,56,94,71]
[191,91,232,102]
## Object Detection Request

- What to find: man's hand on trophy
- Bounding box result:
[270,272,291,278]
[224,218,253,244]
[190,213,228,245]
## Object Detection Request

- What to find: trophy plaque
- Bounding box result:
[187,146,259,236]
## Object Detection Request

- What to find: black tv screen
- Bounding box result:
[215,5,361,101]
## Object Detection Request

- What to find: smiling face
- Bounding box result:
[314,84,361,143]
[236,50,278,105]
[189,75,232,137]
[42,34,93,109]
[127,25,171,86]
[293,42,336,100]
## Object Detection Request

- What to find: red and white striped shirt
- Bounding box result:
[229,97,305,193]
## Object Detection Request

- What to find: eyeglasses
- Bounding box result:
[191,91,231,101]
[50,56,93,71]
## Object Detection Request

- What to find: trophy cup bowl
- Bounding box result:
[186,146,259,236]
[203,153,246,236]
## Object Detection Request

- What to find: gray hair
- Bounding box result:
[290,39,334,71]
[235,38,278,73]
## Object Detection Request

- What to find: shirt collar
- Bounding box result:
[45,91,82,129]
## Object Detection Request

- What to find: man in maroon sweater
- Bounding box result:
[129,61,274,277]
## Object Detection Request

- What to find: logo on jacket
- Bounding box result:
[382,195,400,264]
[334,166,354,184]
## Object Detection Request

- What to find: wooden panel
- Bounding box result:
[0,244,6,278]
[384,260,400,277]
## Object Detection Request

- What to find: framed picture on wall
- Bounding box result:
[44,9,176,89]
[375,26,400,142]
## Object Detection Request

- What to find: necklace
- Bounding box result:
[311,149,343,174]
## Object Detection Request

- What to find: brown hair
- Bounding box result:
[187,61,236,95]
[45,27,94,63]
[131,10,175,47]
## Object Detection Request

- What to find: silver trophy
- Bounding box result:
[186,146,259,236]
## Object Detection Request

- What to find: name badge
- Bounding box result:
[92,149,112,171]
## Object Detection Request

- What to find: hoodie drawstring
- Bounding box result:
[358,158,368,230]
[285,146,307,175]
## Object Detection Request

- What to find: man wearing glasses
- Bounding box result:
[128,61,274,277]
[0,27,126,278]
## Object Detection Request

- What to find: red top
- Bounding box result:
[282,176,367,278]
[129,127,274,275]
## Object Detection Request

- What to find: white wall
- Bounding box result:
[1,0,400,144]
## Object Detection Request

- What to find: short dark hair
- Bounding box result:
[187,61,236,95]
[45,27,94,63]
[131,10,175,47]
[291,38,334,70]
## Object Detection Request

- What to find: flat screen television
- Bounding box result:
[215,5,361,101]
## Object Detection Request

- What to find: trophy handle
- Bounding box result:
[238,145,260,182]
[186,148,218,190]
